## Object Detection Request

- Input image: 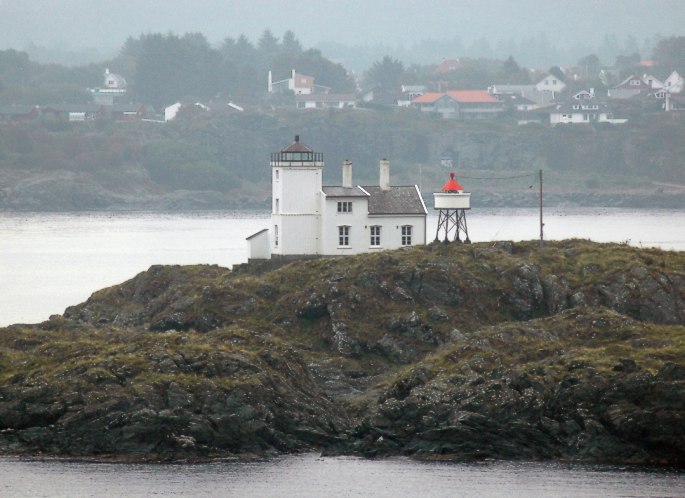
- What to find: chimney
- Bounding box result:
[379,158,390,191]
[268,70,273,92]
[342,160,353,188]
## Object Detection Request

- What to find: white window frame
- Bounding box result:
[401,225,413,246]
[338,225,350,247]
[370,225,381,247]
[337,201,352,213]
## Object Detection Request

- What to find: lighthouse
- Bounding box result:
[271,135,324,256]
[434,172,471,243]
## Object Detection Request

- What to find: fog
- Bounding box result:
[1,0,683,65]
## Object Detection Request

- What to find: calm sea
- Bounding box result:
[2,208,685,327]
[1,209,685,495]
[1,453,684,498]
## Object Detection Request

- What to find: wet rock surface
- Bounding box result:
[1,240,684,464]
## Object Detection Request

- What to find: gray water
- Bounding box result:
[1,453,683,497]
[2,208,685,326]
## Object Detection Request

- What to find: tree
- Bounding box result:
[499,56,530,84]
[127,33,222,108]
[577,54,601,80]
[257,30,280,58]
[281,30,302,56]
[548,66,566,82]
[365,56,405,90]
[653,36,685,72]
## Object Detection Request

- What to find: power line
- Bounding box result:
[458,172,537,180]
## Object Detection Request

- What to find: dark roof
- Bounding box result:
[552,100,611,113]
[281,135,313,153]
[362,186,427,215]
[0,105,39,115]
[43,104,103,112]
[322,186,369,198]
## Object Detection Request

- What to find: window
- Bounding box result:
[275,198,280,213]
[338,226,350,247]
[275,169,279,180]
[370,226,381,247]
[337,201,352,213]
[401,225,413,246]
[274,225,279,247]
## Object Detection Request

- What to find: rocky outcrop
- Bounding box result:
[345,309,685,465]
[1,240,684,464]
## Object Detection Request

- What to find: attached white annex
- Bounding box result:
[247,136,427,260]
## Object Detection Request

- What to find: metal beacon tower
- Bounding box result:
[434,172,471,243]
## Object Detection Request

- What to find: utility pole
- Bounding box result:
[539,169,544,248]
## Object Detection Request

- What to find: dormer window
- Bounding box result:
[630,80,641,86]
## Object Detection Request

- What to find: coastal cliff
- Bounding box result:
[0,239,684,464]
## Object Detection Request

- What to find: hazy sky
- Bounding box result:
[1,0,683,54]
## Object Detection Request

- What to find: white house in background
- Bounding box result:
[549,93,626,125]
[247,136,427,260]
[268,69,331,95]
[295,93,357,109]
[663,70,684,94]
[89,68,128,105]
[164,102,210,122]
[489,73,566,107]
[535,73,566,95]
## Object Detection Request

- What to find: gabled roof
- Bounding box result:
[362,186,427,215]
[613,74,651,90]
[322,186,369,198]
[552,100,611,113]
[447,90,499,103]
[411,92,446,104]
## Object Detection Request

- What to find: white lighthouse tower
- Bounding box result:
[434,172,471,243]
[271,135,324,257]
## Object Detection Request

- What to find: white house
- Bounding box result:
[268,69,331,95]
[549,94,626,125]
[535,73,567,95]
[89,68,128,105]
[247,136,427,260]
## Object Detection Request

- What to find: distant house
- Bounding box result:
[89,68,128,105]
[164,102,210,122]
[549,93,625,125]
[268,69,331,95]
[608,74,654,99]
[434,59,462,75]
[535,74,566,95]
[106,104,149,122]
[42,104,104,122]
[412,91,503,119]
[397,85,426,107]
[295,93,356,110]
[663,70,684,94]
[489,74,566,107]
[0,105,40,123]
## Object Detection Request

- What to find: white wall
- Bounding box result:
[247,230,271,259]
[319,196,425,255]
[272,163,322,256]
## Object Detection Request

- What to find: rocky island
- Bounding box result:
[0,239,684,465]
